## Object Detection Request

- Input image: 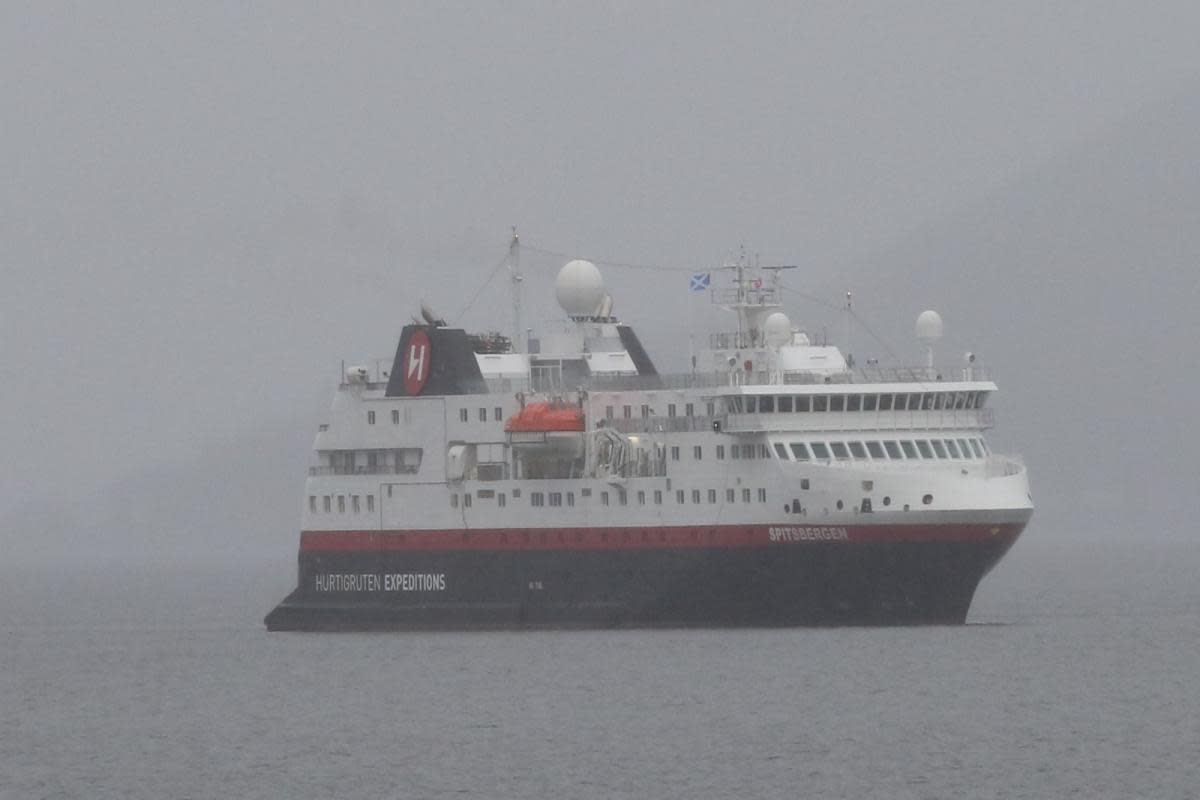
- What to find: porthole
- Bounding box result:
[882,496,891,506]
[784,504,791,513]
[836,500,844,510]
[922,494,933,505]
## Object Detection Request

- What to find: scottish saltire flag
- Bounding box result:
[690,273,711,291]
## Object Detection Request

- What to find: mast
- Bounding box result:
[507,227,522,352]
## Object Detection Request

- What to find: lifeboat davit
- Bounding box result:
[504,402,585,433]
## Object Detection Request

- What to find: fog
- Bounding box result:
[3,3,1199,566]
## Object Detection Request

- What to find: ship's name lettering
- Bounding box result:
[768,526,849,543]
[313,573,447,592]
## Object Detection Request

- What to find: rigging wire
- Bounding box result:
[522,244,696,273]
[850,309,901,362]
[452,253,510,324]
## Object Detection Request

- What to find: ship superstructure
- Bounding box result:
[266,238,1032,630]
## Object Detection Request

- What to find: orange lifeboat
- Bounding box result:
[504,402,585,433]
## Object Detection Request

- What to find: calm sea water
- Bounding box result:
[2,540,1197,800]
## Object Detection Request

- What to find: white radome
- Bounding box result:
[763,311,792,347]
[916,310,944,344]
[555,259,606,317]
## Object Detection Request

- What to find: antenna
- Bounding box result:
[845,290,853,368]
[507,228,522,352]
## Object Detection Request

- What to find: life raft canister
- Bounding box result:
[503,402,585,433]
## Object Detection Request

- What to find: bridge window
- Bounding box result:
[759,396,774,412]
[884,441,903,459]
[931,440,948,459]
[957,439,972,458]
[789,443,810,460]
[773,443,788,460]
[892,394,907,411]
[933,393,945,410]
[847,395,862,412]
[945,440,962,458]
[810,442,831,460]
[830,442,850,460]
[900,441,919,459]
[848,441,867,459]
[829,395,845,412]
[746,396,757,413]
[866,441,885,459]
[778,396,793,412]
[863,394,877,411]
[916,440,934,459]
[879,394,893,411]
[795,395,810,412]
[813,395,828,412]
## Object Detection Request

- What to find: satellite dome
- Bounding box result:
[916,310,944,344]
[763,312,792,347]
[555,259,605,317]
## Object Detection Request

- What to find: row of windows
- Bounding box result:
[728,391,987,414]
[365,408,416,425]
[670,443,771,462]
[523,487,769,508]
[310,494,376,513]
[775,437,990,463]
[457,407,505,423]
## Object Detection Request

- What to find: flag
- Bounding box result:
[689,273,710,291]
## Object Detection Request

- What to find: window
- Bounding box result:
[863,395,877,411]
[337,495,345,512]
[637,490,646,505]
[760,396,774,412]
[830,442,850,460]
[367,411,376,425]
[778,396,793,412]
[671,446,680,461]
[463,493,472,508]
[727,488,735,502]
[623,405,632,418]
[459,408,468,422]
[707,489,717,504]
[618,490,627,506]
[476,408,485,422]
[450,494,458,509]
[866,441,885,459]
[567,492,575,507]
[685,403,695,416]
[757,488,767,503]
[945,440,962,458]
[601,491,610,506]
[654,490,663,505]
[747,396,758,413]
[971,439,985,458]
[367,495,375,512]
[773,443,788,459]
[916,440,934,459]
[742,444,755,459]
[693,445,702,460]
[848,441,867,459]
[923,494,933,505]
[795,395,810,412]
[879,394,893,411]
[549,492,562,507]
[731,446,740,460]
[706,402,715,416]
[933,393,945,410]
[901,441,919,459]
[957,439,973,458]
[392,409,400,424]
[847,395,861,412]
[531,492,545,507]
[813,395,828,412]
[954,392,967,410]
[742,488,751,503]
[494,407,503,421]
[884,441,903,459]
[829,395,844,412]
[800,478,810,490]
[759,444,769,458]
[498,493,506,507]
[668,403,677,417]
[893,394,908,411]
[922,393,935,410]
[641,404,650,418]
[352,495,360,513]
[676,490,685,504]
[308,495,318,513]
[790,443,810,460]
[810,442,831,460]
[931,440,948,459]
[716,445,725,460]
[692,490,701,504]
[605,405,614,419]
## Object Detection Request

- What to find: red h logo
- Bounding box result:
[402,329,431,395]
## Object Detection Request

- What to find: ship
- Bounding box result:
[265,234,1032,630]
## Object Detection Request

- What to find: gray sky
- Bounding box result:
[3,3,1199,552]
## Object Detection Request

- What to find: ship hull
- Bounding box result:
[264,520,1026,631]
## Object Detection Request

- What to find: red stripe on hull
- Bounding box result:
[299,522,1024,553]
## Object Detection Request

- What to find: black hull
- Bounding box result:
[265,532,1022,631]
